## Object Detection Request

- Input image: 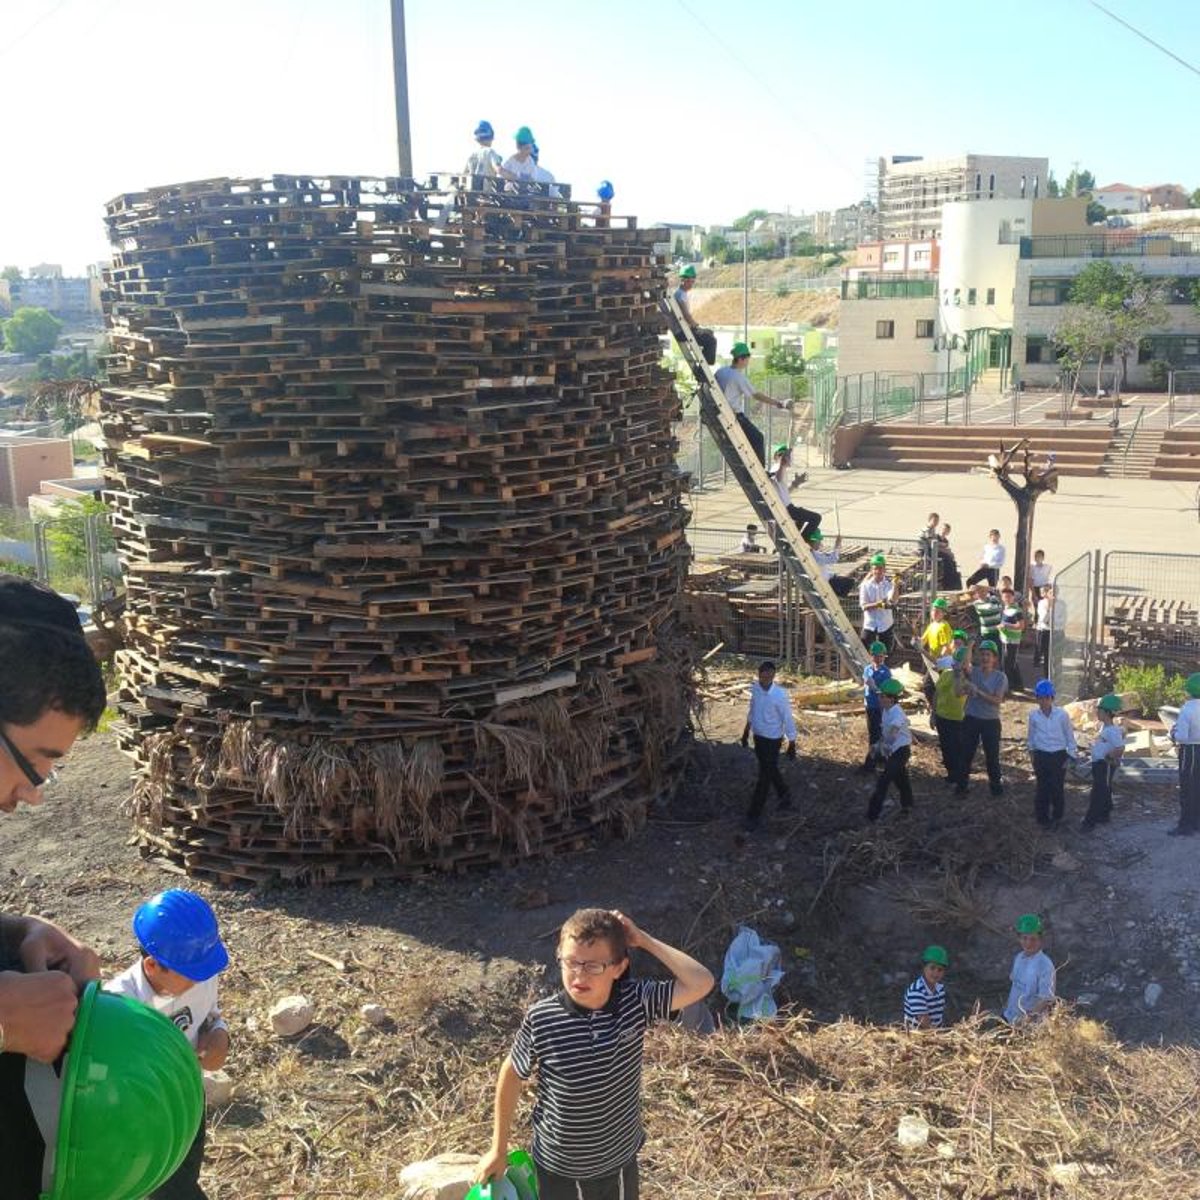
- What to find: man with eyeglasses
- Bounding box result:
[1,575,108,1197]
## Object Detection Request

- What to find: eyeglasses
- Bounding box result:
[0,726,58,789]
[556,955,616,977]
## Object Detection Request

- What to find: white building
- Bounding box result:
[1092,183,1146,214]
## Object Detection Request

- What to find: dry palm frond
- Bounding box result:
[218,720,260,780]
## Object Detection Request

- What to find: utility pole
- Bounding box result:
[390,0,413,178]
[742,229,749,344]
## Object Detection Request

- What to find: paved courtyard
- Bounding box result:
[687,466,1200,567]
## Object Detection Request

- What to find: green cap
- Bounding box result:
[731,341,751,359]
[514,125,534,145]
[923,945,949,967]
[1097,694,1122,713]
[1015,913,1043,935]
[952,628,968,641]
[1187,672,1200,698]
[931,598,948,610]
[869,641,887,655]
[807,529,824,542]
[680,264,697,279]
[870,553,886,567]
[48,982,203,1200]
[880,678,903,697]
[773,443,790,457]
[979,639,998,654]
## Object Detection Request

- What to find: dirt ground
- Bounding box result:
[2,663,1197,1197]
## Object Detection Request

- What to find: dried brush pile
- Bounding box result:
[100,175,692,882]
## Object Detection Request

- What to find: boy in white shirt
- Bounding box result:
[965,529,1005,588]
[464,120,503,180]
[867,678,913,820]
[106,888,230,1200]
[1026,679,1078,828]
[1169,672,1200,837]
[1081,693,1124,830]
[739,523,763,554]
[713,345,789,467]
[1028,549,1053,605]
[740,660,797,830]
[1003,913,1055,1027]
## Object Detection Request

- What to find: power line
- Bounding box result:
[0,0,76,61]
[1088,1,1200,79]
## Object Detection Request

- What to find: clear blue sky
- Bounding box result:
[2,0,1197,273]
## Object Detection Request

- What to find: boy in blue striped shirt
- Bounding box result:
[903,946,949,1029]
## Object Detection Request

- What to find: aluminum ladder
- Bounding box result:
[664,294,872,677]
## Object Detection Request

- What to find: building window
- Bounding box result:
[876,320,895,339]
[1029,278,1072,306]
[1020,175,1026,198]
[913,248,929,262]
[986,287,996,305]
[989,172,996,193]
[883,250,900,264]
[1025,336,1059,365]
[942,289,949,306]
[975,172,982,195]
[968,288,977,305]
[915,319,935,338]
[1139,335,1200,365]
[953,288,961,306]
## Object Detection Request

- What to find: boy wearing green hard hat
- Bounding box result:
[0,577,108,1199]
[903,946,949,1029]
[769,444,821,538]
[1081,694,1125,831]
[858,553,895,656]
[713,344,789,468]
[859,641,891,773]
[1168,672,1200,836]
[672,264,716,364]
[476,908,713,1200]
[867,678,913,821]
[954,638,1007,797]
[1003,914,1056,1026]
[806,528,853,597]
[500,125,539,182]
[105,889,231,1199]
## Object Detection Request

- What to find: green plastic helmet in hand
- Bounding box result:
[43,982,203,1200]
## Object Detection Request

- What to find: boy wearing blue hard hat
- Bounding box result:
[1026,679,1078,829]
[464,120,503,180]
[106,889,231,1199]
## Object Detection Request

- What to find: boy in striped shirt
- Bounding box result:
[903,946,949,1029]
[476,908,713,1200]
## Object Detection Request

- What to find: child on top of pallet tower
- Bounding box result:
[713,342,790,467]
[767,443,821,539]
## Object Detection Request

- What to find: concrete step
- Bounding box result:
[849,453,1101,477]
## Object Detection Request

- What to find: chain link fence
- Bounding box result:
[1049,552,1096,702]
[1099,551,1200,679]
[0,509,116,623]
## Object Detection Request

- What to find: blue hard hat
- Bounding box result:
[133,889,229,982]
[1034,679,1055,698]
[597,180,615,202]
[474,120,494,139]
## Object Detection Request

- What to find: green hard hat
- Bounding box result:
[870,553,886,566]
[680,264,697,279]
[731,341,751,359]
[953,647,967,663]
[464,1149,537,1200]
[47,982,203,1200]
[931,598,948,610]
[807,529,824,542]
[1015,913,1043,935]
[773,443,790,457]
[880,678,903,697]
[514,125,534,145]
[952,628,968,641]
[1186,672,1200,698]
[1097,694,1122,713]
[978,639,998,654]
[923,944,949,967]
[869,641,887,655]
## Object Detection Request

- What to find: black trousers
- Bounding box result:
[1032,749,1068,824]
[828,574,854,597]
[1033,629,1051,672]
[1178,744,1200,832]
[941,558,963,590]
[1084,760,1114,825]
[736,412,766,466]
[537,1157,639,1200]
[1002,642,1024,693]
[787,503,821,538]
[862,627,894,655]
[864,707,883,766]
[151,1119,206,1200]
[868,746,913,819]
[695,327,717,366]
[937,716,964,781]
[965,565,999,587]
[749,734,789,818]
[959,715,1003,792]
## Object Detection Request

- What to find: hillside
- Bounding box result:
[698,254,840,289]
[689,287,840,328]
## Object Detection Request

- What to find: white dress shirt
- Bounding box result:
[812,547,838,580]
[502,154,539,181]
[881,703,911,752]
[982,541,1006,569]
[1027,706,1078,756]
[747,681,797,741]
[1030,562,1053,588]
[714,366,755,415]
[858,575,895,632]
[1091,723,1125,763]
[1172,697,1200,744]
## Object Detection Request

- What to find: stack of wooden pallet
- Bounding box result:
[100,175,691,883]
[1104,597,1200,671]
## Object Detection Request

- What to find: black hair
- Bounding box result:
[758,660,776,673]
[0,576,107,729]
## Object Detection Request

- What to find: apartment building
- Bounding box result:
[1092,183,1146,214]
[877,154,1050,241]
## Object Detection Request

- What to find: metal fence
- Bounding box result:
[0,511,115,619]
[1049,552,1097,702]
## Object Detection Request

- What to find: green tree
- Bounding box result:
[730,209,768,232]
[1069,261,1135,312]
[3,306,62,356]
[43,497,114,575]
[1053,305,1111,399]
[702,232,730,260]
[765,341,806,376]
[1,266,21,284]
[1189,187,1200,208]
[1045,171,1061,198]
[1064,168,1096,197]
[1085,200,1107,224]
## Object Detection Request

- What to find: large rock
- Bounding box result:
[269,994,315,1037]
[397,1153,478,1200]
[203,1069,234,1107]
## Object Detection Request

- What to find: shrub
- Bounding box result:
[1114,663,1188,717]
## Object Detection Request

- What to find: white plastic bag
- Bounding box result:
[720,925,783,1021]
